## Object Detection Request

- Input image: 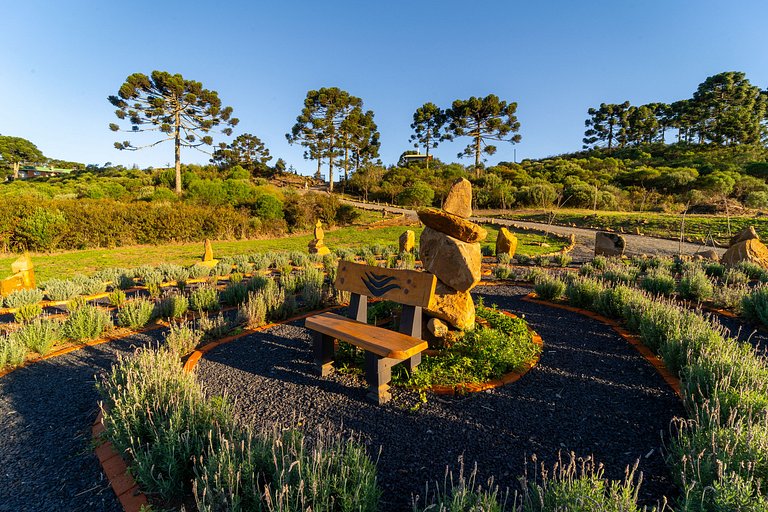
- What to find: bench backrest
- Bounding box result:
[334,261,436,308]
[334,261,437,338]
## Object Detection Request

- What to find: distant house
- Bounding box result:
[402,153,432,165]
[17,166,74,179]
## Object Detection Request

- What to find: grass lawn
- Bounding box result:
[495,208,768,245]
[0,224,565,282]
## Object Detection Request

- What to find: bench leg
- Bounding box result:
[403,352,421,374]
[364,352,394,404]
[313,331,334,377]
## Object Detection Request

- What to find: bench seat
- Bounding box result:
[305,312,428,360]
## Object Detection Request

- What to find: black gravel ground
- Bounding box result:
[710,311,768,353]
[195,285,685,511]
[0,331,165,512]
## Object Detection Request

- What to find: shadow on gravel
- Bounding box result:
[0,332,164,512]
[195,286,686,512]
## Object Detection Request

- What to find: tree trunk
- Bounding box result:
[474,123,481,178]
[13,161,20,180]
[328,134,334,192]
[343,145,349,193]
[425,134,430,171]
[174,110,182,194]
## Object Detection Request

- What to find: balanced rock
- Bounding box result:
[496,227,518,257]
[399,230,415,253]
[427,317,449,338]
[420,227,482,292]
[721,238,768,268]
[417,208,487,244]
[594,231,626,257]
[426,281,475,331]
[442,178,473,219]
[308,220,331,255]
[729,226,760,246]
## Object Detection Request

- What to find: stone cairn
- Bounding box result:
[721,226,768,267]
[418,178,486,334]
[308,220,331,256]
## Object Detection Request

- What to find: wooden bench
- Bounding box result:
[305,261,437,404]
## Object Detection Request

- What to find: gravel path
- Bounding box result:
[195,286,684,511]
[0,331,165,512]
[340,198,722,263]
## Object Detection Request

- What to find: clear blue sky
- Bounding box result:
[2,0,767,174]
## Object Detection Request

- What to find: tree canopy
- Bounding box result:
[286,87,376,191]
[445,95,521,177]
[108,71,238,193]
[409,102,446,170]
[211,133,271,175]
[0,135,45,178]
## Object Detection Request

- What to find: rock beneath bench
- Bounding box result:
[595,231,626,257]
[419,227,482,292]
[442,178,473,219]
[427,317,449,338]
[426,281,476,331]
[417,208,487,244]
[495,227,518,257]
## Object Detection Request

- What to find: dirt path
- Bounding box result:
[343,199,724,262]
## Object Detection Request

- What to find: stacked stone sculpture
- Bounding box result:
[418,178,485,331]
[308,220,331,256]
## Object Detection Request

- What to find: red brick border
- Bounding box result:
[521,294,682,398]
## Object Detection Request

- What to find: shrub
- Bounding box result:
[736,261,768,281]
[62,305,112,341]
[591,255,608,270]
[14,303,43,323]
[81,277,107,296]
[565,277,603,309]
[553,252,572,267]
[742,286,768,326]
[117,298,156,329]
[108,289,127,307]
[713,284,749,312]
[212,261,232,277]
[398,251,416,270]
[188,264,211,279]
[493,264,513,280]
[4,288,44,309]
[414,459,504,512]
[249,253,270,271]
[723,268,749,286]
[13,207,66,251]
[220,282,248,307]
[496,252,512,265]
[594,285,634,319]
[199,313,232,340]
[155,294,189,319]
[13,317,60,355]
[165,321,202,354]
[0,334,27,369]
[678,268,714,301]
[42,279,80,301]
[237,291,268,328]
[640,268,676,296]
[704,262,726,279]
[534,277,565,301]
[117,272,135,290]
[189,285,220,312]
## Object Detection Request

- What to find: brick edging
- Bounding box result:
[92,411,149,511]
[521,294,682,398]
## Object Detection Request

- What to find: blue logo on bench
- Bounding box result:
[362,272,401,297]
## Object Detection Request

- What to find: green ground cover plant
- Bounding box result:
[61,305,112,341]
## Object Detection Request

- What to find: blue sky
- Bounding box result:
[1,0,767,174]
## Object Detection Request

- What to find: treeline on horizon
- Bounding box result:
[1,70,768,252]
